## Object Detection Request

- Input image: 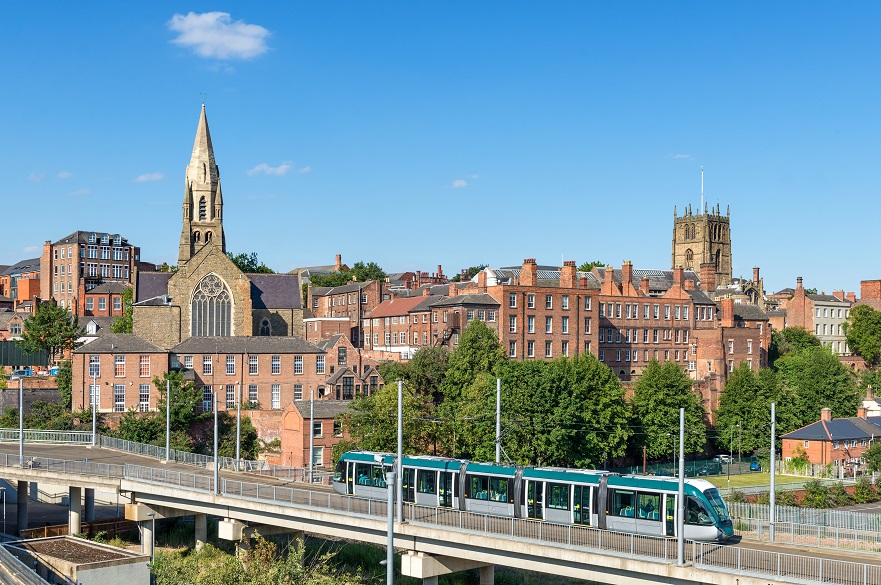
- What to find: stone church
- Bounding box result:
[671,203,732,287]
[132,105,303,349]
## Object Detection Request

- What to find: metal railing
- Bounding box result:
[0,429,93,443]
[728,502,881,532]
[0,452,877,584]
[733,517,881,552]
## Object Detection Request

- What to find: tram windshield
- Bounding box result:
[703,488,730,522]
[334,460,345,482]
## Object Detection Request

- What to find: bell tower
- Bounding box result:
[179,104,226,266]
[672,202,732,287]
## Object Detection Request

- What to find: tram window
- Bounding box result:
[613,490,635,517]
[637,493,660,520]
[547,483,570,510]
[372,466,387,488]
[355,463,373,485]
[489,478,509,502]
[469,476,489,499]
[686,497,715,526]
[418,470,437,494]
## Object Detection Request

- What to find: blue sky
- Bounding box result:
[2,2,879,295]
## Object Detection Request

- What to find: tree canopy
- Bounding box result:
[110,286,134,333]
[776,345,860,426]
[450,264,488,282]
[20,301,81,364]
[768,327,821,367]
[631,360,706,459]
[350,261,386,281]
[227,251,275,273]
[577,260,605,272]
[844,304,881,365]
[714,363,798,454]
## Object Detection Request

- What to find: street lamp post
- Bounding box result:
[91,374,97,447]
[1,487,6,535]
[385,470,395,585]
[18,378,24,467]
[235,382,241,472]
[676,408,685,566]
[147,512,155,565]
[213,389,219,495]
[165,379,171,463]
[396,380,403,523]
[770,402,776,542]
[495,378,501,464]
[308,387,315,483]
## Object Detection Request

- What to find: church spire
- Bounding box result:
[179,105,226,266]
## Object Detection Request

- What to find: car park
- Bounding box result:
[713,455,733,464]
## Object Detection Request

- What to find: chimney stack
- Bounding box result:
[753,267,760,283]
[720,298,735,328]
[684,278,694,291]
[699,262,716,293]
[437,265,443,278]
[579,276,588,288]
[422,286,431,297]
[861,280,881,300]
[621,260,634,289]
[641,275,650,294]
[820,407,832,422]
[673,265,684,288]
[560,260,577,288]
[521,258,538,287]
[833,290,845,301]
[449,284,458,297]
[796,276,803,291]
[477,269,487,290]
[334,254,342,272]
[846,292,856,302]
[857,406,867,419]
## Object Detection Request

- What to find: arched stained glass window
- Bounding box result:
[192,274,232,337]
[260,318,271,336]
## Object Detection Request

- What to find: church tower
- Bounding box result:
[178,104,226,266]
[671,202,732,287]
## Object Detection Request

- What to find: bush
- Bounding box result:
[854,477,880,503]
[802,480,833,508]
[776,491,799,507]
[728,490,747,503]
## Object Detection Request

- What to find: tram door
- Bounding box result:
[573,485,590,525]
[402,468,415,503]
[526,481,544,519]
[665,495,675,536]
[439,472,453,507]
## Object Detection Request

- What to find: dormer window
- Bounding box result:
[101,234,109,244]
[113,235,121,245]
[89,233,96,243]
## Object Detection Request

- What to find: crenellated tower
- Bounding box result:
[672,202,732,287]
[178,104,226,266]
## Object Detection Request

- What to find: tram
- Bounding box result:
[333,451,733,542]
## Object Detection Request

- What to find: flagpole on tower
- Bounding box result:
[700,166,704,212]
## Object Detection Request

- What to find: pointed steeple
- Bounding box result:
[179,105,226,266]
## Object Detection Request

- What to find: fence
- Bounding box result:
[0,429,93,444]
[0,453,877,585]
[20,517,138,540]
[727,502,881,532]
[733,517,881,552]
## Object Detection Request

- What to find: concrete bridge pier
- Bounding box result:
[195,513,207,551]
[84,488,95,522]
[68,486,82,535]
[16,480,28,536]
[401,551,494,585]
[141,519,154,557]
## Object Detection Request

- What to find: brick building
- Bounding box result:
[279,400,352,469]
[781,277,852,354]
[781,407,881,467]
[0,258,41,306]
[363,295,436,359]
[39,231,140,314]
[78,282,130,317]
[308,280,388,346]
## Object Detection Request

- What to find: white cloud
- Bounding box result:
[168,12,270,60]
[247,162,293,176]
[670,154,691,160]
[467,173,480,179]
[134,172,164,182]
[57,171,73,179]
[298,166,312,174]
[28,173,44,182]
[452,179,468,188]
[21,245,40,254]
[69,188,90,196]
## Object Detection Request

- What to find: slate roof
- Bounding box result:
[774,288,796,296]
[688,289,716,305]
[431,293,501,307]
[313,335,344,352]
[732,304,770,321]
[409,295,446,313]
[491,267,601,288]
[369,296,432,318]
[0,265,9,275]
[1,258,40,276]
[249,273,301,309]
[326,367,358,385]
[171,336,324,354]
[783,417,881,441]
[293,399,353,419]
[53,230,132,247]
[82,316,116,335]
[311,281,373,296]
[807,294,851,305]
[136,272,171,303]
[594,267,699,293]
[0,311,23,329]
[72,334,165,354]
[86,282,129,295]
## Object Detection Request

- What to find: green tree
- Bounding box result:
[632,360,706,459]
[864,441,881,473]
[308,272,352,288]
[406,346,449,399]
[117,410,163,444]
[769,327,821,367]
[804,287,819,295]
[350,261,385,281]
[110,286,134,333]
[776,345,860,426]
[844,304,881,365]
[450,264,488,282]
[440,319,507,405]
[226,251,275,273]
[20,301,82,364]
[714,364,798,454]
[55,360,73,408]
[218,413,259,460]
[154,370,204,430]
[577,260,605,272]
[339,381,432,453]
